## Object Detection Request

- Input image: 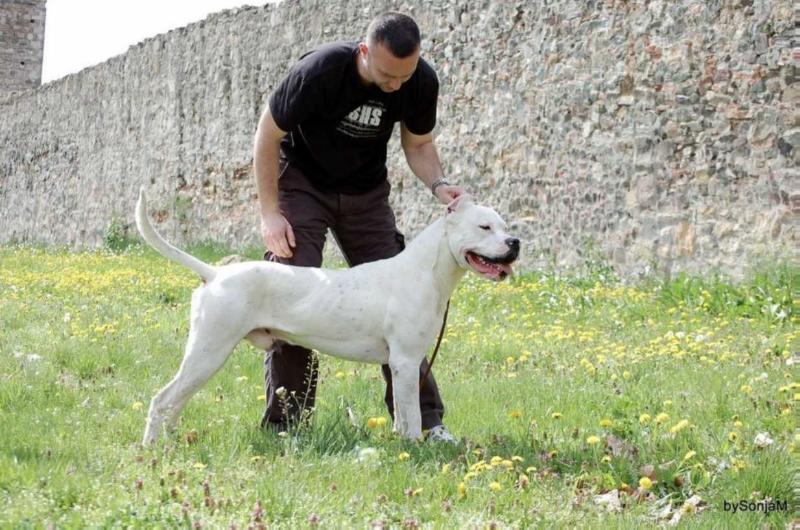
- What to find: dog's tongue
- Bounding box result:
[497,262,513,276]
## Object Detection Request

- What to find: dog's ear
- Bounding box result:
[446,194,474,214]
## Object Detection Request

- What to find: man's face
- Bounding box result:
[360,40,419,93]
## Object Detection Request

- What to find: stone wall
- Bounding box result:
[0,0,46,92]
[0,0,796,278]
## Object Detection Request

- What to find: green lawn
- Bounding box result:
[0,245,796,528]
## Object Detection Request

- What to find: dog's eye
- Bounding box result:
[479,225,491,231]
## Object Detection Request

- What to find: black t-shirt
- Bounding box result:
[268,41,439,193]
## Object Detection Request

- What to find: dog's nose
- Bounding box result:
[506,238,520,252]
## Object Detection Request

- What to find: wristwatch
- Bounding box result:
[430,177,450,196]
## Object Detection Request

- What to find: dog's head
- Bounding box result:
[444,195,520,281]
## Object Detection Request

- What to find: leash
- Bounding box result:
[420,299,450,389]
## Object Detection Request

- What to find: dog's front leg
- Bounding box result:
[388,356,422,440]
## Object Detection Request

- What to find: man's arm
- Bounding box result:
[253,106,296,258]
[400,124,465,204]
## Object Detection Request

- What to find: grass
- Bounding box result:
[0,243,797,528]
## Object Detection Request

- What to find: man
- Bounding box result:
[253,12,464,442]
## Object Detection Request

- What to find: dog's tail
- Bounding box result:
[135,187,217,283]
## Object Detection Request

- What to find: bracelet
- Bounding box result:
[430,177,450,196]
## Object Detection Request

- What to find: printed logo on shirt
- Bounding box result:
[336,100,387,138]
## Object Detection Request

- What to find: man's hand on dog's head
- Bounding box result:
[435,184,467,205]
[260,211,296,258]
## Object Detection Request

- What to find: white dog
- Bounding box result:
[136,189,519,443]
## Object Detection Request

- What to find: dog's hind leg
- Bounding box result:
[142,325,242,444]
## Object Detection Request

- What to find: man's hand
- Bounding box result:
[260,211,296,258]
[434,184,466,205]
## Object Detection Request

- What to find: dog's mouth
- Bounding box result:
[465,251,515,281]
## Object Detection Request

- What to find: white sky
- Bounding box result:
[42,0,265,82]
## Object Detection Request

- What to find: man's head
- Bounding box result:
[358,12,421,93]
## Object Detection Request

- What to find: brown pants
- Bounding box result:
[261,163,445,430]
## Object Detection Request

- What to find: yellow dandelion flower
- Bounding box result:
[670,419,690,434]
[376,417,388,427]
[639,476,653,490]
[193,462,206,469]
[639,413,652,424]
[728,432,739,442]
[366,418,378,429]
[508,410,523,419]
[551,412,563,419]
[335,371,346,379]
[257,394,267,401]
[489,482,502,492]
[622,371,632,380]
[131,401,144,411]
[586,435,602,445]
[733,420,743,428]
[740,385,752,394]
[526,466,537,474]
[602,455,612,463]
[463,472,477,481]
[490,456,503,465]
[663,400,673,407]
[599,418,613,428]
[457,482,467,498]
[470,460,487,472]
[506,356,515,365]
[511,456,524,462]
[441,463,451,474]
[655,412,670,424]
[398,452,410,461]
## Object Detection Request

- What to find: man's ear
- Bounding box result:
[446,194,474,214]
